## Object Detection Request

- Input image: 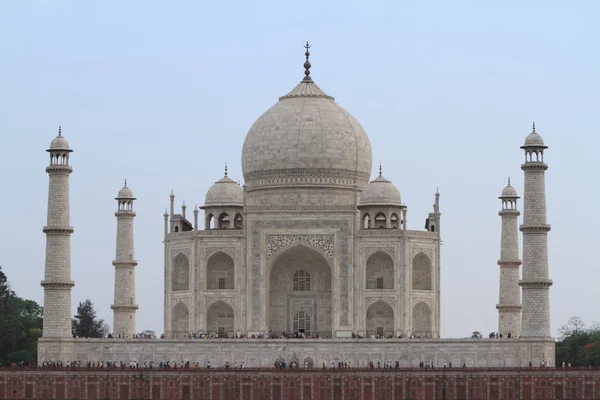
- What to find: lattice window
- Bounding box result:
[376,277,384,289]
[218,278,226,289]
[218,327,225,337]
[293,311,311,334]
[376,327,384,337]
[293,270,311,291]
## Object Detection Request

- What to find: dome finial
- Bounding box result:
[124,178,127,187]
[224,163,228,176]
[532,122,536,133]
[58,125,62,136]
[302,41,313,83]
[379,162,382,176]
[508,176,511,185]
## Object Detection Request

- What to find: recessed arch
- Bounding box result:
[172,253,189,291]
[206,213,215,230]
[412,301,432,338]
[171,302,189,339]
[207,251,234,290]
[268,244,332,337]
[366,251,394,289]
[217,212,230,229]
[366,300,394,338]
[234,213,243,229]
[362,213,371,229]
[390,213,399,229]
[374,212,387,228]
[412,252,432,290]
[206,300,234,337]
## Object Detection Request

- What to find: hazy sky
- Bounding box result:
[1,1,598,338]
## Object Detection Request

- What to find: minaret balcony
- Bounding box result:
[40,280,75,289]
[112,260,138,267]
[42,226,74,235]
[45,165,73,173]
[495,304,522,311]
[519,225,551,233]
[520,162,548,171]
[519,279,553,288]
[497,260,522,267]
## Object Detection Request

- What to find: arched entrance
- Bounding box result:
[366,300,394,338]
[207,300,234,338]
[269,245,332,337]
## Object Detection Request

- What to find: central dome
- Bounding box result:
[242,51,372,190]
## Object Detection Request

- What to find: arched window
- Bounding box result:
[234,214,243,229]
[390,213,399,229]
[206,213,215,230]
[363,213,371,229]
[293,311,311,334]
[374,212,386,228]
[218,213,230,229]
[366,251,394,289]
[207,251,234,290]
[293,270,311,291]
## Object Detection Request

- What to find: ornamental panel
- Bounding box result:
[205,247,236,260]
[251,220,350,328]
[267,235,334,262]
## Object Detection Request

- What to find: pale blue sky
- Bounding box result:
[1,1,598,338]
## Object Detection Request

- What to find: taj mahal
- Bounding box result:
[37,45,555,368]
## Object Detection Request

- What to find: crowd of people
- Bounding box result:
[91,331,435,340]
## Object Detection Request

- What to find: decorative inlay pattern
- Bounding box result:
[266,235,334,262]
[244,168,370,190]
[365,296,395,308]
[205,296,235,310]
[170,248,191,260]
[205,247,236,260]
[411,247,433,260]
[251,220,350,328]
[412,297,433,308]
[364,247,395,259]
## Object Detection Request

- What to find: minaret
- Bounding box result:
[41,126,75,338]
[497,178,522,337]
[111,180,138,337]
[519,123,552,337]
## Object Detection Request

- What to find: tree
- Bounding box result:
[558,316,586,339]
[556,316,600,366]
[0,266,44,365]
[471,331,483,339]
[72,299,108,338]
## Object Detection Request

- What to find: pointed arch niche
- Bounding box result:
[171,302,189,338]
[412,301,432,338]
[366,300,394,338]
[365,251,394,289]
[206,300,234,337]
[172,253,190,291]
[412,252,432,291]
[206,251,235,290]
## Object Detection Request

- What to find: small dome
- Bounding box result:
[522,123,546,148]
[360,173,402,207]
[117,183,134,199]
[501,184,518,198]
[204,173,243,207]
[47,127,72,152]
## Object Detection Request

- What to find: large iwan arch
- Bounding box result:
[268,244,332,337]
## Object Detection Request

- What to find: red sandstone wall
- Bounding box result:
[1,368,599,399]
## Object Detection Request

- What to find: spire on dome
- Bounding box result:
[379,163,382,176]
[302,41,312,83]
[225,163,228,177]
[532,122,536,133]
[124,178,127,187]
[508,177,511,185]
[58,125,62,136]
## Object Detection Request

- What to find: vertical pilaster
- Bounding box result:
[41,128,75,338]
[497,180,522,337]
[111,182,138,337]
[519,125,552,338]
